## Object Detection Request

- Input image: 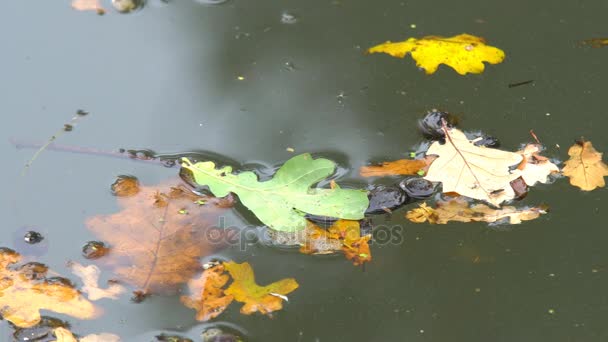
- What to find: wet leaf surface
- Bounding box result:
[0,248,101,328]
[368,33,505,75]
[180,263,234,322]
[562,140,608,191]
[406,198,548,224]
[223,261,299,316]
[181,153,369,232]
[86,178,234,298]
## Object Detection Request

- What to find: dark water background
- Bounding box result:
[1,0,607,341]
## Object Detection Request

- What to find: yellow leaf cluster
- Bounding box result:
[562,141,608,191]
[367,33,505,75]
[406,198,547,225]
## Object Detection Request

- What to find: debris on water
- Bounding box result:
[283,61,297,71]
[195,0,230,5]
[112,0,143,13]
[201,326,246,342]
[336,91,347,104]
[24,231,44,244]
[418,109,458,140]
[155,333,193,342]
[286,147,295,153]
[111,175,140,197]
[399,178,436,200]
[82,241,110,259]
[508,80,534,88]
[280,11,298,24]
[12,316,68,342]
[365,185,408,214]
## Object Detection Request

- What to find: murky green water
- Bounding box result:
[1,1,607,341]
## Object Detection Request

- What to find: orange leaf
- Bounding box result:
[180,264,234,321]
[300,220,372,266]
[223,261,298,316]
[360,156,435,177]
[0,248,101,328]
[86,178,234,298]
[562,140,608,191]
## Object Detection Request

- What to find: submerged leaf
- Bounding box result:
[406,198,547,224]
[0,248,101,328]
[181,153,369,232]
[180,264,234,321]
[562,140,608,191]
[86,179,234,297]
[69,262,126,301]
[223,261,298,316]
[367,33,505,75]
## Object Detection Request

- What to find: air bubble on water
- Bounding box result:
[281,11,298,24]
[112,0,144,13]
[336,91,347,104]
[283,61,296,71]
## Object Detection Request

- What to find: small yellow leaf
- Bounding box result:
[223,261,298,316]
[562,140,608,191]
[367,33,505,75]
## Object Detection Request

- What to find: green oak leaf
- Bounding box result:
[180,153,369,232]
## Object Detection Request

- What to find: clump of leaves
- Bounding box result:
[181,153,369,232]
[0,248,101,328]
[562,140,608,191]
[300,220,372,266]
[367,33,505,75]
[406,198,548,225]
[181,261,298,320]
[86,178,234,299]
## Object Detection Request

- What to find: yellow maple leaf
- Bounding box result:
[406,198,547,225]
[562,140,608,191]
[367,33,505,75]
[223,261,298,316]
[0,248,101,328]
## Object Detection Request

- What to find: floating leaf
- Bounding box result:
[423,127,558,206]
[300,220,372,266]
[223,261,298,316]
[52,327,120,342]
[0,248,101,328]
[69,262,126,301]
[367,33,505,75]
[181,153,369,232]
[180,264,234,321]
[86,179,234,298]
[406,198,547,224]
[71,0,105,14]
[581,38,608,48]
[562,140,608,191]
[359,156,435,177]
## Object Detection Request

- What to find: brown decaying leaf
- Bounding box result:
[52,327,120,342]
[0,248,101,328]
[562,140,608,191]
[71,0,105,14]
[86,179,234,298]
[581,38,608,48]
[180,264,234,321]
[69,262,126,301]
[359,156,436,177]
[224,261,299,316]
[406,198,547,225]
[300,220,372,266]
